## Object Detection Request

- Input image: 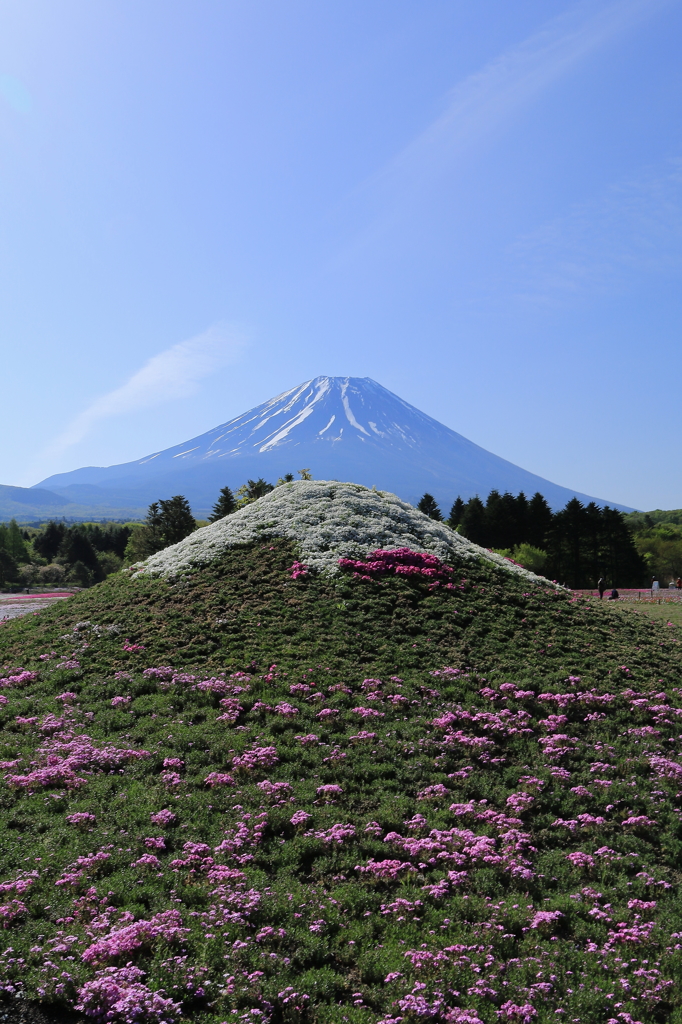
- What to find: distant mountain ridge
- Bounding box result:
[31,376,633,518]
[0,484,144,523]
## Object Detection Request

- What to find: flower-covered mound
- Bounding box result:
[0,540,682,1023]
[128,481,552,585]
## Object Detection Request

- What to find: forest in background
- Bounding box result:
[418,490,648,589]
[0,474,678,590]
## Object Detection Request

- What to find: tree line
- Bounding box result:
[0,473,650,591]
[0,520,131,588]
[624,509,682,586]
[416,489,646,589]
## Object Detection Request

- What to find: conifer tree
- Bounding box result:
[3,520,29,562]
[59,527,101,578]
[33,521,66,562]
[527,492,553,549]
[417,493,443,521]
[144,496,196,552]
[209,486,236,522]
[448,497,465,528]
[459,496,487,545]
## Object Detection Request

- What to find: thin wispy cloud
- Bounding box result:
[333,0,671,253]
[43,324,246,461]
[509,158,682,303]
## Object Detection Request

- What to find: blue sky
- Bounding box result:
[1,0,681,509]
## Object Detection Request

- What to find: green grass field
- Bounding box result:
[0,540,681,1023]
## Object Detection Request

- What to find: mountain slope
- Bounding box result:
[0,486,678,1024]
[35,377,632,516]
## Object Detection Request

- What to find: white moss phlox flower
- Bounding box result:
[128,481,555,586]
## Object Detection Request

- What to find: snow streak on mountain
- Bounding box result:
[35,376,631,516]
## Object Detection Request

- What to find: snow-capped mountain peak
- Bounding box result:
[35,376,631,515]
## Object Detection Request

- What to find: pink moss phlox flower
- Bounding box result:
[497,1002,537,1023]
[309,822,355,845]
[540,714,568,733]
[132,854,161,870]
[169,673,196,685]
[0,670,38,687]
[606,919,656,946]
[537,734,577,759]
[621,815,656,829]
[505,792,534,814]
[194,677,228,695]
[232,746,278,771]
[339,548,453,585]
[351,707,385,718]
[142,667,174,680]
[649,754,682,780]
[216,697,243,723]
[82,909,187,964]
[161,771,183,788]
[204,772,236,787]
[289,561,308,579]
[56,692,78,703]
[316,708,338,719]
[316,784,343,799]
[278,987,310,1010]
[76,964,181,1023]
[121,641,145,653]
[431,667,466,679]
[566,851,594,869]
[290,810,312,826]
[113,672,133,682]
[355,859,415,879]
[144,837,166,850]
[518,775,545,790]
[274,702,299,716]
[349,731,376,743]
[0,877,34,898]
[530,910,563,932]
[39,713,66,735]
[294,734,319,745]
[0,901,27,927]
[364,821,383,837]
[110,696,131,707]
[628,898,657,911]
[150,809,176,826]
[538,692,574,709]
[256,926,286,942]
[258,780,293,803]
[66,812,96,827]
[6,731,150,792]
[162,758,184,770]
[56,850,112,887]
[380,898,422,916]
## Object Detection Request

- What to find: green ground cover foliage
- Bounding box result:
[0,540,681,1023]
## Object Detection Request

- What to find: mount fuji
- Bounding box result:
[34,376,632,517]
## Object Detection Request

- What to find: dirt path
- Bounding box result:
[0,592,75,623]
